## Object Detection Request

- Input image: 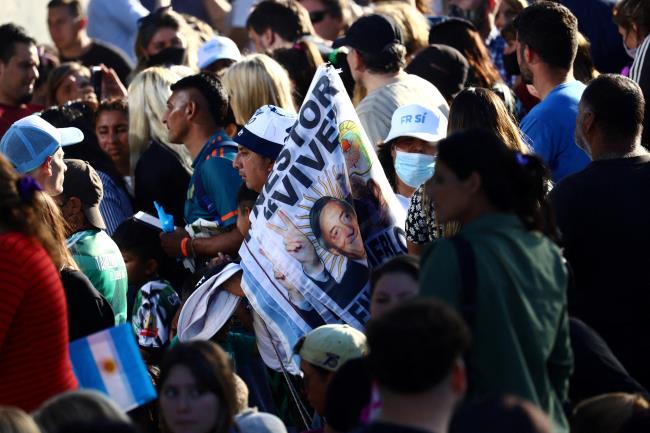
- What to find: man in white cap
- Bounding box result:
[294,324,367,418]
[233,105,298,193]
[198,36,242,74]
[0,114,83,196]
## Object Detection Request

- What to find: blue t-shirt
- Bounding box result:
[184,131,241,226]
[521,81,590,183]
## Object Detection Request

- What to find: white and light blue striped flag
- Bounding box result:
[69,324,157,411]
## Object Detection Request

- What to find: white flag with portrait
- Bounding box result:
[239,65,407,372]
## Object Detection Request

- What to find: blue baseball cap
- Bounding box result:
[0,114,83,174]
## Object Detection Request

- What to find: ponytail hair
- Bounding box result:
[0,154,62,266]
[436,128,553,235]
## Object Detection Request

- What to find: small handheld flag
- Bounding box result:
[69,324,157,411]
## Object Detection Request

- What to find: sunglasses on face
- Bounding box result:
[309,10,329,24]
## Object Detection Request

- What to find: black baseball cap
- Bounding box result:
[333,14,403,55]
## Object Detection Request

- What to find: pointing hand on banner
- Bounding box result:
[267,210,325,277]
[258,242,312,309]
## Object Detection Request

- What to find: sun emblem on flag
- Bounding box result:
[295,165,351,283]
[339,121,371,176]
[100,359,117,374]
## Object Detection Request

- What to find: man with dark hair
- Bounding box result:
[233,104,297,193]
[268,194,370,309]
[360,299,470,433]
[160,73,243,260]
[337,14,448,147]
[551,74,650,389]
[47,0,132,83]
[0,24,41,138]
[310,196,366,260]
[514,1,590,182]
[246,0,314,52]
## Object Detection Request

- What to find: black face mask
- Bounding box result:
[503,51,520,77]
[145,46,186,67]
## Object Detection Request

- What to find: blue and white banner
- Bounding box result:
[240,65,407,372]
[69,324,157,411]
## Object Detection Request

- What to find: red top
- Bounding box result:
[0,103,42,139]
[0,232,77,411]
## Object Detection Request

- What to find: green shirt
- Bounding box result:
[68,229,128,324]
[420,213,572,433]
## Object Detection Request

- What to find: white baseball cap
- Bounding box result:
[0,114,83,174]
[198,36,242,69]
[177,263,242,342]
[234,105,297,159]
[384,104,447,144]
[297,324,367,372]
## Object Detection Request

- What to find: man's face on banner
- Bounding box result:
[319,199,365,260]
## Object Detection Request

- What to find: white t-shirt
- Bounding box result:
[396,193,410,212]
[356,73,449,148]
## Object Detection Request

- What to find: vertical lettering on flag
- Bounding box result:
[239,65,407,371]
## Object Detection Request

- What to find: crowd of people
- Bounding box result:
[0,0,649,432]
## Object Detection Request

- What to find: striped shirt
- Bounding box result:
[97,170,134,236]
[630,36,650,84]
[0,233,78,411]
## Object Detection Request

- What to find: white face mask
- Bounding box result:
[624,40,638,59]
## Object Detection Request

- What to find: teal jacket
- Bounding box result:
[420,213,572,433]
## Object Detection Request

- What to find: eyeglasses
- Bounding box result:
[309,10,329,24]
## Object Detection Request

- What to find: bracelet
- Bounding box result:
[180,237,190,257]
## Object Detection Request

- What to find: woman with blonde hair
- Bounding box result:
[222,54,296,126]
[372,3,430,58]
[128,65,194,225]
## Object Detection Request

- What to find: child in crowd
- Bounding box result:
[113,218,181,367]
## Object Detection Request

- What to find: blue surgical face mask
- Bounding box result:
[394,150,436,189]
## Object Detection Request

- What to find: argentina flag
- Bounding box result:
[69,324,157,411]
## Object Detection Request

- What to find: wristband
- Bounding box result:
[189,237,196,257]
[180,237,190,257]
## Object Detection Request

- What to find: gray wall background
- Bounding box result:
[4,0,90,46]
